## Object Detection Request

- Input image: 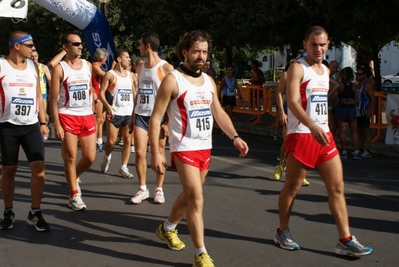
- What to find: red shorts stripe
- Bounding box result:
[285,132,338,168]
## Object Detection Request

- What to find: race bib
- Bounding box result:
[116,88,132,107]
[137,82,155,111]
[10,97,36,124]
[68,83,91,108]
[310,94,328,123]
[187,108,212,139]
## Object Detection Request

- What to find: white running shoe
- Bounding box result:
[131,145,135,153]
[130,189,150,204]
[154,190,165,204]
[100,154,112,173]
[119,167,134,179]
[68,194,87,211]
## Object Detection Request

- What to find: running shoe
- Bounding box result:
[118,139,123,146]
[131,145,135,153]
[353,151,361,160]
[97,143,104,152]
[130,189,149,204]
[193,252,215,267]
[119,167,134,179]
[154,190,165,204]
[360,150,372,159]
[335,235,373,257]
[147,145,151,152]
[0,210,15,230]
[68,194,87,211]
[273,164,285,180]
[340,151,348,159]
[273,133,279,141]
[155,224,186,251]
[27,210,50,232]
[302,178,310,186]
[100,154,112,173]
[274,228,300,250]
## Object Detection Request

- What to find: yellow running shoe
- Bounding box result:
[302,178,310,186]
[155,224,185,251]
[273,164,285,180]
[193,252,215,267]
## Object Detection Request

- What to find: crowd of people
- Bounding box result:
[0,26,373,266]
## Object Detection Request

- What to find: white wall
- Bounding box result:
[379,41,399,76]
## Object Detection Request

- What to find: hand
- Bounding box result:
[310,124,330,146]
[54,124,65,141]
[40,124,50,136]
[151,153,167,175]
[233,137,249,157]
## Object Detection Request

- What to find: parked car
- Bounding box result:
[382,72,399,83]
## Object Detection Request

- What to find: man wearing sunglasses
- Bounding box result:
[0,31,50,232]
[50,30,96,211]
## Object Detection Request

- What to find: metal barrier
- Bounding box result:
[234,85,267,126]
[370,91,388,143]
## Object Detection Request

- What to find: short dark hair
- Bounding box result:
[304,26,328,41]
[141,32,160,52]
[61,30,81,45]
[176,30,212,62]
[114,48,129,62]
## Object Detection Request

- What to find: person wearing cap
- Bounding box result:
[0,31,50,232]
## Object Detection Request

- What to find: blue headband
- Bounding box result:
[8,34,33,47]
[299,52,307,58]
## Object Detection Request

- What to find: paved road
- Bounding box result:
[1,130,398,267]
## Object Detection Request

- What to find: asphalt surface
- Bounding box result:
[0,117,398,267]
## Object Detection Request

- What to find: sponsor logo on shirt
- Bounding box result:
[138,88,153,95]
[189,108,211,118]
[11,97,34,105]
[311,95,327,102]
[69,84,88,91]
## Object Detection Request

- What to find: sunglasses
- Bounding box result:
[68,42,82,47]
[20,43,35,48]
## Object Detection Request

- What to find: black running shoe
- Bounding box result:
[0,210,15,230]
[27,211,50,232]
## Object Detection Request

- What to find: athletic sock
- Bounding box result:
[195,247,207,258]
[163,219,177,232]
[70,190,79,197]
[139,185,147,191]
[339,236,352,244]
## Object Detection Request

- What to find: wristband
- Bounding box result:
[231,135,241,142]
[39,122,47,126]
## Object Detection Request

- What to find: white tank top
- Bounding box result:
[0,57,39,125]
[135,59,167,116]
[58,60,93,116]
[167,70,214,152]
[287,58,330,134]
[107,70,134,116]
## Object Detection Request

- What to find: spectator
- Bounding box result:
[334,67,360,159]
[355,66,374,158]
[219,65,242,120]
